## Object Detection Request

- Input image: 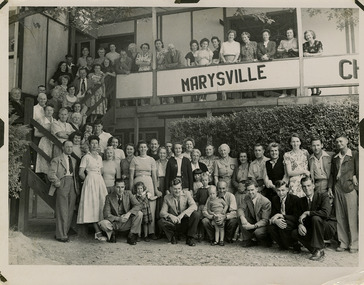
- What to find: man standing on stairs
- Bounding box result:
[48,140,80,242]
[93,119,112,155]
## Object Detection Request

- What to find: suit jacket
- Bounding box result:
[114,57,132,74]
[48,154,79,196]
[160,190,197,218]
[165,156,193,191]
[331,149,359,193]
[103,191,141,222]
[308,151,334,187]
[164,50,184,69]
[257,41,276,60]
[270,193,300,224]
[72,77,95,106]
[297,191,334,220]
[192,161,208,173]
[237,193,271,227]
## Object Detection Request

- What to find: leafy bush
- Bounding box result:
[9,108,30,199]
[169,99,359,158]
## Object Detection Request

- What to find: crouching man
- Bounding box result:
[158,178,200,246]
[292,176,336,261]
[98,179,142,245]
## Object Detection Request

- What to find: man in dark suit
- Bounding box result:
[267,180,300,250]
[331,134,358,253]
[292,176,337,261]
[48,140,79,242]
[238,180,272,247]
[159,178,199,246]
[98,179,142,245]
[73,67,94,108]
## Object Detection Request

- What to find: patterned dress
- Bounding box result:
[136,52,152,71]
[88,72,106,115]
[214,157,238,193]
[303,40,323,55]
[240,41,257,62]
[283,149,309,197]
[135,193,153,225]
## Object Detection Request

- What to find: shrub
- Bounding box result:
[169,99,359,158]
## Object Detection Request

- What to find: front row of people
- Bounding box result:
[49,139,345,261]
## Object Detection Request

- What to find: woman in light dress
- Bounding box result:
[214,144,238,193]
[220,29,240,63]
[102,146,121,194]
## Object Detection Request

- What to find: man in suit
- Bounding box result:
[158,178,200,246]
[238,180,272,247]
[308,137,333,195]
[202,180,239,243]
[48,140,79,242]
[267,180,300,250]
[331,134,358,253]
[73,67,94,108]
[98,179,142,245]
[165,44,184,69]
[292,176,337,261]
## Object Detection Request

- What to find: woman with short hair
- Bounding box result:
[136,43,153,72]
[257,29,276,61]
[185,39,199,67]
[220,29,240,63]
[214,144,238,193]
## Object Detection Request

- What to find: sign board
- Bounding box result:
[157,60,300,96]
[303,54,359,87]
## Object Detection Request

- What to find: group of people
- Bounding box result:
[47,127,358,262]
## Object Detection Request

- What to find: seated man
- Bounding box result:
[292,176,337,261]
[158,178,200,246]
[238,180,271,247]
[98,179,142,245]
[267,180,300,250]
[202,180,239,243]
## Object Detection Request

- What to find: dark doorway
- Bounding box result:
[96,34,135,54]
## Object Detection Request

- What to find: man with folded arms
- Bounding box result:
[292,176,336,261]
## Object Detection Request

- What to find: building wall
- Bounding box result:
[192,8,224,45]
[97,20,134,37]
[136,17,153,49]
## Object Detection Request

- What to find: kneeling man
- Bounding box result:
[158,178,200,246]
[292,176,336,261]
[98,179,142,245]
[238,180,272,247]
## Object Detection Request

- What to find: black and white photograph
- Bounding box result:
[2,0,363,284]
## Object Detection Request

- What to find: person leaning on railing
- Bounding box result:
[165,43,185,69]
[114,50,132,75]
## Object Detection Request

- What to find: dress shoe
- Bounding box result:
[225,238,233,244]
[186,237,196,246]
[149,234,158,240]
[336,247,347,252]
[127,233,137,245]
[171,236,177,244]
[349,249,358,254]
[292,243,301,254]
[144,236,150,242]
[108,231,116,243]
[56,237,69,243]
[219,241,225,246]
[68,228,77,236]
[309,249,325,261]
[241,239,256,247]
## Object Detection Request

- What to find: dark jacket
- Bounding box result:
[165,156,193,191]
[270,193,300,224]
[103,191,141,222]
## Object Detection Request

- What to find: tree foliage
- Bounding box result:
[306,8,359,31]
[169,99,359,159]
[8,107,31,199]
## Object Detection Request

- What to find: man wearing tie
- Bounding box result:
[48,140,79,242]
[98,179,142,245]
[73,68,94,108]
[159,178,200,246]
[267,180,300,250]
[331,134,358,253]
[292,176,336,261]
[238,180,272,247]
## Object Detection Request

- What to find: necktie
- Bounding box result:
[308,198,312,210]
[280,198,285,215]
[68,155,73,174]
[175,198,181,214]
[81,79,86,94]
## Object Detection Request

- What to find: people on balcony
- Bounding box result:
[114,50,132,75]
[185,39,199,67]
[49,61,73,88]
[211,36,221,64]
[136,43,153,72]
[196,38,213,66]
[77,47,90,68]
[50,75,70,118]
[88,64,107,122]
[240,32,257,62]
[106,43,121,65]
[257,29,276,61]
[155,39,167,70]
[220,30,240,64]
[127,43,139,73]
[94,47,107,66]
[165,43,185,69]
[303,30,323,96]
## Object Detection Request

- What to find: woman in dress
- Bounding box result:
[102,146,121,194]
[50,75,70,118]
[49,61,73,88]
[155,146,168,233]
[35,104,55,177]
[62,85,78,110]
[101,58,116,109]
[185,39,199,67]
[283,133,310,198]
[196,38,213,66]
[211,36,221,64]
[214,144,238,193]
[240,32,257,62]
[303,30,323,96]
[135,43,153,72]
[105,43,120,65]
[77,47,90,68]
[69,102,87,127]
[155,39,167,70]
[232,151,250,194]
[200,144,219,185]
[77,135,108,241]
[120,143,135,190]
[88,63,107,121]
[191,149,208,173]
[257,29,276,61]
[220,30,240,63]
[129,140,161,240]
[182,137,195,160]
[69,131,83,158]
[94,47,106,65]
[107,136,125,164]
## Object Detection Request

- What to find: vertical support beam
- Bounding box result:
[296,8,305,96]
[18,97,34,232]
[344,18,351,95]
[190,11,193,40]
[12,8,19,89]
[349,20,358,94]
[134,115,139,144]
[17,9,25,90]
[45,18,49,87]
[151,8,159,106]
